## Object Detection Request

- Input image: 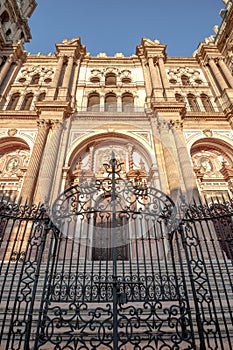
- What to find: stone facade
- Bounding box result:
[0,0,233,205]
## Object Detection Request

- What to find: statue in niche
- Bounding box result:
[200,157,213,173]
[6,157,20,172]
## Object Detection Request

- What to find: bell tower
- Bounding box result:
[0,0,37,48]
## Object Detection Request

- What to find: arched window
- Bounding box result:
[90,76,100,84]
[5,28,11,38]
[181,75,190,86]
[0,56,7,70]
[31,74,40,85]
[105,73,116,86]
[37,92,46,102]
[21,93,33,110]
[175,93,185,103]
[201,94,214,112]
[122,77,131,84]
[187,93,199,112]
[87,93,100,111]
[7,93,20,110]
[20,31,25,40]
[105,93,117,111]
[122,93,134,112]
[0,11,10,24]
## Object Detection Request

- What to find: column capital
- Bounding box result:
[50,119,64,131]
[158,119,171,131]
[37,119,51,129]
[57,52,65,59]
[154,55,164,63]
[170,119,183,130]
[66,54,75,60]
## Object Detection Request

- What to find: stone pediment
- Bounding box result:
[61,37,82,46]
[141,37,160,46]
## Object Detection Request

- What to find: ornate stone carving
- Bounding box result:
[8,128,18,136]
[17,66,54,84]
[170,120,183,130]
[203,129,213,137]
[0,149,30,178]
[167,67,206,85]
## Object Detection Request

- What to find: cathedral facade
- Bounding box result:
[1,2,233,349]
[0,0,233,205]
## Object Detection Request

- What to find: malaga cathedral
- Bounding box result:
[0,0,233,204]
[0,1,233,350]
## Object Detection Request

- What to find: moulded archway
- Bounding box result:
[63,131,159,193]
[0,137,31,198]
[190,137,233,199]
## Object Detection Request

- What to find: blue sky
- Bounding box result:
[25,0,224,57]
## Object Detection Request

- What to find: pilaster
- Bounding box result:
[157,119,181,200]
[170,120,199,199]
[20,119,50,203]
[35,120,64,203]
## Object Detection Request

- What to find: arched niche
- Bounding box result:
[0,137,31,198]
[63,132,158,190]
[190,138,233,199]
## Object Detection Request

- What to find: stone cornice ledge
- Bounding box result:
[35,101,73,120]
[0,111,38,119]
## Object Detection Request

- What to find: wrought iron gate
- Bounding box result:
[0,156,233,349]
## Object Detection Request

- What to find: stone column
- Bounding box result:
[201,63,220,97]
[140,59,152,101]
[50,118,71,203]
[117,95,122,112]
[71,62,81,108]
[15,92,26,110]
[196,96,205,112]
[20,120,50,203]
[52,54,64,87]
[218,58,233,88]
[158,120,180,200]
[157,56,175,99]
[88,146,94,173]
[171,120,199,200]
[157,56,169,89]
[37,120,64,203]
[208,58,228,92]
[0,54,14,85]
[100,95,105,112]
[148,57,163,98]
[46,54,64,100]
[127,144,134,171]
[62,55,74,89]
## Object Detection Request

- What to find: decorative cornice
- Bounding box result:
[0,111,37,120]
[151,100,186,116]
[35,101,73,119]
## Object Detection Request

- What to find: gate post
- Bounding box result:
[110,153,119,350]
[24,216,51,350]
[178,222,207,350]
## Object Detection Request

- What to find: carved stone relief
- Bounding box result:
[89,67,132,82]
[16,66,54,84]
[68,142,152,187]
[0,149,30,179]
[167,67,206,85]
[192,150,230,179]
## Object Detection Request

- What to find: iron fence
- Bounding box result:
[0,157,233,349]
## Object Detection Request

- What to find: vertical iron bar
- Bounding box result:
[179,222,207,350]
[24,217,49,350]
[111,152,118,350]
